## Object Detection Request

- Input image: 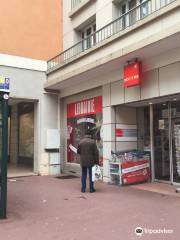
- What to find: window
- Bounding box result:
[160,0,173,8]
[80,23,96,50]
[71,0,84,10]
[129,0,137,26]
[67,96,103,166]
[119,0,150,28]
[140,0,150,19]
[120,0,137,28]
[121,4,127,29]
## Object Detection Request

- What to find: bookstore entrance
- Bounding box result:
[129,97,180,185]
[153,100,180,184]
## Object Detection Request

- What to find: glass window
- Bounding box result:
[140,0,150,19]
[137,106,150,151]
[119,0,137,27]
[67,96,103,166]
[80,22,96,50]
[128,0,137,25]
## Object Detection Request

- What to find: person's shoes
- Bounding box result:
[90,189,96,193]
[81,189,85,193]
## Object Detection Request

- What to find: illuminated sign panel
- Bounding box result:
[124,62,141,88]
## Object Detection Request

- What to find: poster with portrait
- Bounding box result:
[67,96,103,166]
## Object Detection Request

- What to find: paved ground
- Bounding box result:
[0,176,180,240]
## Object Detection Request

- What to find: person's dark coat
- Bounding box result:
[77,135,99,167]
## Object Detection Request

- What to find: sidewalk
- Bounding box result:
[0,176,180,240]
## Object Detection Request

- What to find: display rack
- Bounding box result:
[109,162,122,185]
[109,150,150,186]
[174,124,180,177]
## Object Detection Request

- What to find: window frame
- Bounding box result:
[80,22,96,50]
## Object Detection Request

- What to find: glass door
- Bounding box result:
[153,100,180,183]
[171,101,180,183]
[121,4,127,29]
[153,103,171,181]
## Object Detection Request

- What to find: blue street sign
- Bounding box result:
[0,77,10,92]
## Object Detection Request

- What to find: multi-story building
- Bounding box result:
[46,0,180,185]
[0,0,63,177]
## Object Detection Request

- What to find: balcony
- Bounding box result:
[47,0,177,73]
[69,0,94,18]
[71,0,86,9]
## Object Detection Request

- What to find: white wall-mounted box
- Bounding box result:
[45,129,60,149]
[49,152,60,165]
[49,165,61,175]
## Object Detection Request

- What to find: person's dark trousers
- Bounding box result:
[81,166,94,192]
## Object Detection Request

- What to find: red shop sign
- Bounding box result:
[67,96,102,118]
[124,62,142,88]
[116,128,124,137]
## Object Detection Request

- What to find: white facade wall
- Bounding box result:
[0,54,59,176]
[96,0,114,29]
[48,0,180,88]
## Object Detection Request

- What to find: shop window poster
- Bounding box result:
[67,96,103,166]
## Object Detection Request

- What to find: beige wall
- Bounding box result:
[0,0,62,60]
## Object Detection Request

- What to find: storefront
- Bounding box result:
[62,92,180,186]
[61,88,103,175]
[57,52,180,186]
[113,95,180,185]
[67,96,103,165]
[105,59,180,186]
[152,99,180,184]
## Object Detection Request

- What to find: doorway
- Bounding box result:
[8,101,35,177]
[153,101,180,183]
[18,102,34,167]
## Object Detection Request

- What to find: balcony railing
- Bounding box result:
[71,0,85,9]
[48,0,176,72]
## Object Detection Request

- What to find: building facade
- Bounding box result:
[0,0,62,60]
[0,1,63,177]
[45,0,180,185]
[0,54,61,176]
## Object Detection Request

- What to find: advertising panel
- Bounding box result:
[122,160,149,184]
[67,96,103,166]
[124,62,141,88]
[116,124,137,142]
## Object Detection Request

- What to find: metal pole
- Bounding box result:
[150,104,155,182]
[168,102,173,184]
[0,93,8,219]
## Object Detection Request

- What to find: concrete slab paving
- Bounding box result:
[130,181,180,197]
[0,176,180,240]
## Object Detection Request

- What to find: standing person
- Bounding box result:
[77,130,99,193]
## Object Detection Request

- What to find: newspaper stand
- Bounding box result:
[109,150,150,186]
